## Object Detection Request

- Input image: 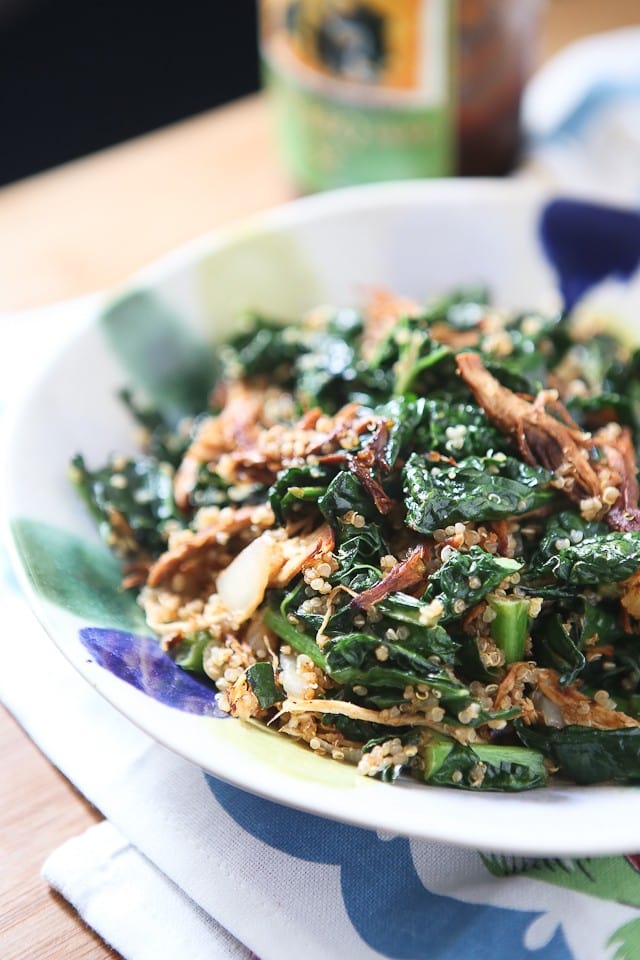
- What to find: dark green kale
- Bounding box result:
[294,308,365,410]
[580,625,640,717]
[563,342,640,441]
[422,286,490,329]
[365,307,465,400]
[579,599,624,648]
[415,399,509,459]
[323,631,470,704]
[568,335,624,395]
[605,346,640,446]
[403,453,554,534]
[423,546,521,622]
[119,388,191,466]
[70,453,181,557]
[318,471,382,528]
[245,662,284,709]
[422,735,547,791]
[515,723,640,785]
[531,613,586,685]
[529,511,608,571]
[264,605,468,708]
[482,310,571,393]
[391,332,452,397]
[535,532,640,586]
[269,464,332,524]
[374,396,427,469]
[221,314,307,384]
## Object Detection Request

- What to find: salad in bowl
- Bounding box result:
[7,181,640,852]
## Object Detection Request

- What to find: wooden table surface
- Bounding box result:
[1,2,638,957]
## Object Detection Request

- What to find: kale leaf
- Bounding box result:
[221,314,307,383]
[318,471,379,526]
[324,631,469,703]
[70,453,181,557]
[529,511,608,572]
[515,723,640,785]
[269,464,331,524]
[403,453,554,534]
[374,396,427,469]
[295,308,365,410]
[536,532,640,586]
[416,399,509,459]
[423,286,490,329]
[119,388,191,466]
[422,736,547,791]
[423,546,521,621]
[245,662,284,709]
[531,613,586,685]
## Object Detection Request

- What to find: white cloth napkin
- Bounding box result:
[42,821,251,960]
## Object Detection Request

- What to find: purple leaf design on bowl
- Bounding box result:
[79,626,226,717]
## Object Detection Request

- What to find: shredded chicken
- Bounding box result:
[270,524,335,588]
[174,380,267,509]
[595,425,640,531]
[456,352,634,527]
[226,673,263,721]
[203,402,375,490]
[535,669,639,730]
[492,662,537,723]
[146,504,275,588]
[494,664,639,730]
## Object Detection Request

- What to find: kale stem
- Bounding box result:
[489,596,530,664]
[263,606,329,672]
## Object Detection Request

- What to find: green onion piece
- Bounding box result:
[263,607,329,672]
[489,595,530,664]
[422,734,548,791]
[422,734,455,779]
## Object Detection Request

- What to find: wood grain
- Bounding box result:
[1,2,638,957]
[0,95,293,312]
[0,707,119,960]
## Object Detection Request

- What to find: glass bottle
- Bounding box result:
[259,0,544,191]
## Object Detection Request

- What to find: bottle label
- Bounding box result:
[260,0,454,190]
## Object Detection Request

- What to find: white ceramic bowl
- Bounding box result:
[6,179,640,855]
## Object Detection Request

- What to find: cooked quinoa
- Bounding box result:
[72,287,640,791]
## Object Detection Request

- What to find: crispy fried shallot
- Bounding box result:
[351,544,430,610]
